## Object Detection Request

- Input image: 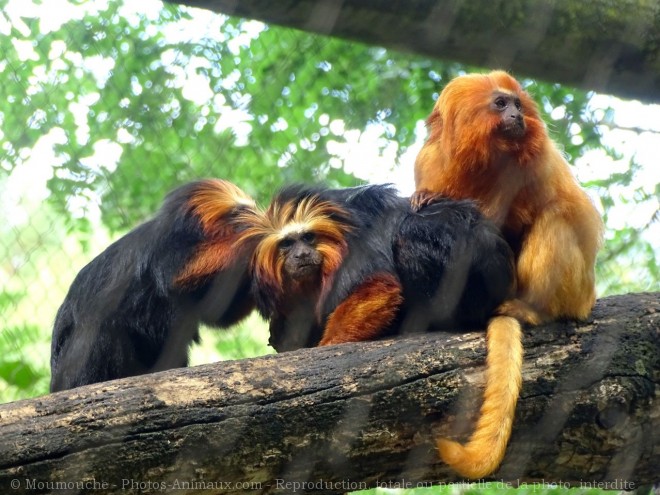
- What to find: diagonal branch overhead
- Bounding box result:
[0,293,658,493]
[165,0,660,103]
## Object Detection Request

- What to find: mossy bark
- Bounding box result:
[0,292,658,494]
[165,0,660,103]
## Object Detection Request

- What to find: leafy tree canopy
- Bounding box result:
[0,0,657,305]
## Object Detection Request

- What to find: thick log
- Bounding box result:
[0,292,658,494]
[164,0,660,103]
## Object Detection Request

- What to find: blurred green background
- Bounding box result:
[0,0,657,429]
[1,1,658,492]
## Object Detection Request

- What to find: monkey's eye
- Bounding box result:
[301,232,316,244]
[279,238,295,250]
[514,98,522,111]
[494,96,507,109]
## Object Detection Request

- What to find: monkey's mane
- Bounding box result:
[429,71,546,172]
[184,179,257,236]
[172,179,259,288]
[245,191,352,300]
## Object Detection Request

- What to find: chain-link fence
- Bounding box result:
[0,0,440,401]
[1,0,658,402]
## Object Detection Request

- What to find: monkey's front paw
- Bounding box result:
[410,190,439,212]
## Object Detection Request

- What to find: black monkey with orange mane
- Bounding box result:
[241,184,520,480]
[241,184,515,355]
[241,184,402,351]
[50,179,259,392]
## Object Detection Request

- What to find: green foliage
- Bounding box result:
[0,322,50,402]
[0,357,40,390]
[355,481,619,495]
[189,313,272,365]
[0,0,657,409]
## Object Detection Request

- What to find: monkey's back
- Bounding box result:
[394,198,515,332]
[50,180,257,391]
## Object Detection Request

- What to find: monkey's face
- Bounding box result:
[491,91,525,139]
[430,71,543,155]
[280,231,323,283]
[246,192,351,307]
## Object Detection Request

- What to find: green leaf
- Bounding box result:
[0,360,40,390]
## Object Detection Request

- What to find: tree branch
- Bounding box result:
[165,0,660,104]
[0,293,658,494]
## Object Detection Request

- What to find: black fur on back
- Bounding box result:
[258,184,515,348]
[317,184,406,318]
[394,198,515,332]
[50,180,254,391]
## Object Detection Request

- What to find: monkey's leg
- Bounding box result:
[517,212,596,320]
[319,273,403,345]
[437,316,523,478]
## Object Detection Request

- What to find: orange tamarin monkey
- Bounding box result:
[412,70,604,478]
[51,179,259,391]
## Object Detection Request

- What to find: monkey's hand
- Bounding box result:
[410,189,442,212]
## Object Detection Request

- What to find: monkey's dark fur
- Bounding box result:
[50,180,256,392]
[251,184,515,351]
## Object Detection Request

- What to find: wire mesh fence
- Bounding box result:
[0,0,448,400]
[1,0,658,402]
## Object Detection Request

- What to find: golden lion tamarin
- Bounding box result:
[413,71,604,478]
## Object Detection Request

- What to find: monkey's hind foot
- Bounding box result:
[496,299,544,326]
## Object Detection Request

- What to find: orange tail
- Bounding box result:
[437,316,523,478]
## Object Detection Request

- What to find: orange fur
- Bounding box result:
[415,71,603,320]
[173,179,258,288]
[414,71,603,478]
[320,274,403,345]
[437,316,522,478]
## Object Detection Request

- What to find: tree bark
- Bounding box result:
[0,292,658,494]
[164,0,660,104]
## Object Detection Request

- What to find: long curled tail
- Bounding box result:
[437,315,523,478]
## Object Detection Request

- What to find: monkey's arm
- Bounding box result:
[268,307,323,352]
[319,273,403,345]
